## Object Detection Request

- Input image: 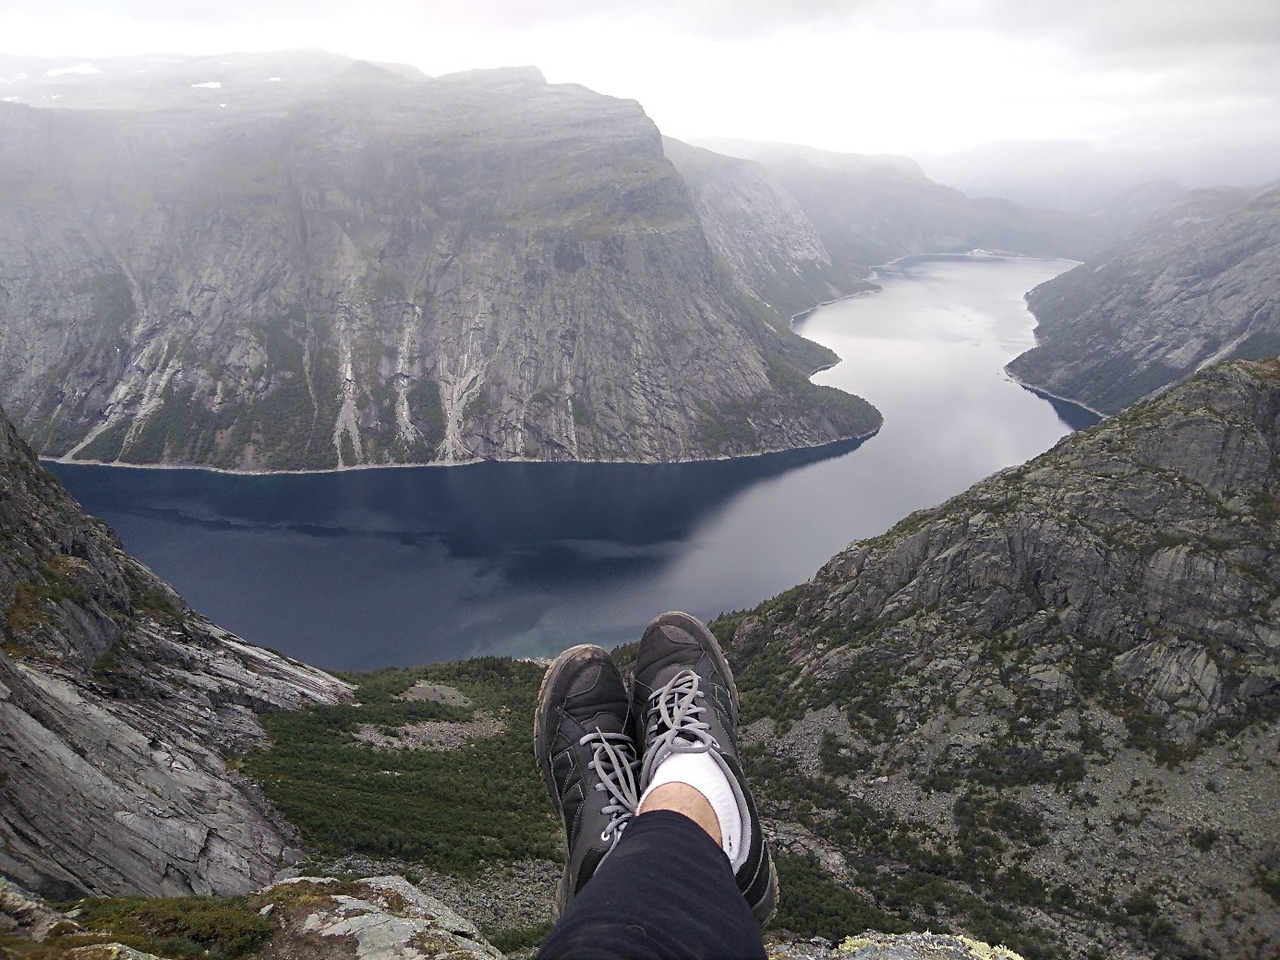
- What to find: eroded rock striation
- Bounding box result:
[1008,182,1280,414]
[723,359,1280,959]
[0,55,879,470]
[0,404,352,898]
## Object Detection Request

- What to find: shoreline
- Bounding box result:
[42,425,883,478]
[1002,368,1108,419]
[46,285,895,479]
[39,253,1065,480]
[788,283,882,331]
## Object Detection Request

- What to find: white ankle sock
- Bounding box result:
[640,751,745,863]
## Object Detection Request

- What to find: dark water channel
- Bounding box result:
[50,256,1094,670]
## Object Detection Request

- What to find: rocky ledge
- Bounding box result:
[0,404,353,899]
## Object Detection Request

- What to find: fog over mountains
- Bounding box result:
[0,49,1114,472]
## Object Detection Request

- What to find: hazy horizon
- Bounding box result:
[4,1,1280,203]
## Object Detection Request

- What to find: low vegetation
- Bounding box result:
[18,895,274,959]
[242,657,558,877]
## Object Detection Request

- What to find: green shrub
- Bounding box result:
[772,854,907,941]
[243,658,559,877]
[1190,829,1218,852]
[484,920,555,953]
[61,895,272,958]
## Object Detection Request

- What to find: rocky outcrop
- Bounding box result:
[1008,183,1280,414]
[722,359,1280,959]
[0,877,60,940]
[0,403,352,899]
[1,871,1042,960]
[253,876,502,960]
[0,54,879,470]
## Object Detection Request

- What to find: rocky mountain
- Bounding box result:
[0,402,351,899]
[1008,183,1280,414]
[663,138,877,327]
[719,358,1280,959]
[0,52,878,471]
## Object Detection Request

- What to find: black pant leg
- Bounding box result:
[537,810,767,960]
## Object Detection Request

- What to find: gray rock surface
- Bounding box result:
[0,404,353,899]
[726,358,1280,959]
[257,876,502,960]
[817,932,1025,959]
[0,54,879,470]
[0,877,60,939]
[1008,182,1280,414]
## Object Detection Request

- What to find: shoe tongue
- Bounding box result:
[566,662,629,732]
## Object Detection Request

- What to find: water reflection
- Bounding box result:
[49,438,868,669]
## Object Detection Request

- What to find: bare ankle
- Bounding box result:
[637,782,722,847]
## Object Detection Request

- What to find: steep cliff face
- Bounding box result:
[720,359,1280,959]
[663,138,874,332]
[0,404,352,898]
[1008,183,1280,414]
[0,58,879,470]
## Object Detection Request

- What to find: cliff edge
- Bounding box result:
[0,404,352,899]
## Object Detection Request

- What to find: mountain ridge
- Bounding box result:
[1008,182,1280,414]
[0,56,883,470]
[718,357,1280,959]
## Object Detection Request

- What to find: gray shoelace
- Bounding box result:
[641,669,718,786]
[580,729,640,842]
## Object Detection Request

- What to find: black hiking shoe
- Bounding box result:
[535,643,640,919]
[630,611,778,926]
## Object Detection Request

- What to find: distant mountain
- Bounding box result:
[1084,179,1191,240]
[719,358,1280,959]
[0,49,423,114]
[663,138,876,326]
[0,53,879,469]
[695,138,1108,279]
[1008,183,1280,414]
[916,138,1280,216]
[0,402,349,898]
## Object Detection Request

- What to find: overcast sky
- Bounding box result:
[6,0,1280,161]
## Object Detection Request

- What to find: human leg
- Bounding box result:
[533,614,776,958]
[630,611,778,925]
[536,809,765,960]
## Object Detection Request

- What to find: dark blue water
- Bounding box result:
[49,257,1096,670]
[48,440,867,669]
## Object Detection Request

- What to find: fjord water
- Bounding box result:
[50,257,1090,670]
